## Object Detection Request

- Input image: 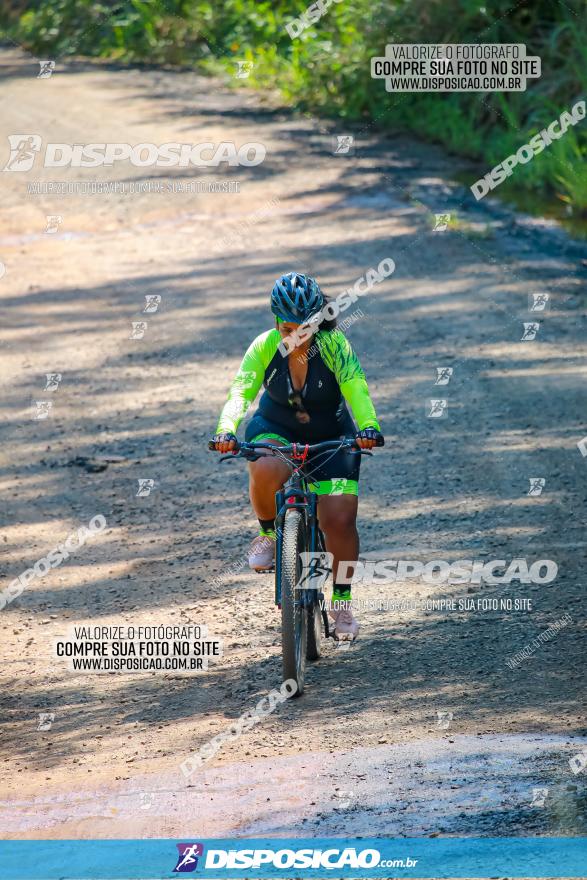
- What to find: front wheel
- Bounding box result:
[280,508,307,696]
[307,528,328,661]
[306,601,322,661]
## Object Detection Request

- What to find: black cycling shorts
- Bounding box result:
[245,413,361,496]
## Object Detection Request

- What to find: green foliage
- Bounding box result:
[2,0,585,212]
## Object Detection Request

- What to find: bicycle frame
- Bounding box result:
[211,435,382,689]
[212,436,378,636]
[274,468,322,609]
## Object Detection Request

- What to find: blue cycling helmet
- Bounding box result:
[270,272,324,324]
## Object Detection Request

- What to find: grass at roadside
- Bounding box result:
[2,0,585,216]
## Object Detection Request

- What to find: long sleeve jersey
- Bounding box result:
[216,328,380,439]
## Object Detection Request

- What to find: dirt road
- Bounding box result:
[0,47,585,839]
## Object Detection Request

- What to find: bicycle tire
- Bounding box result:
[306,602,322,661]
[306,528,327,661]
[281,508,307,696]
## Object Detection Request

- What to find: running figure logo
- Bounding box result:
[529,293,550,312]
[38,61,55,79]
[436,710,454,729]
[143,295,161,313]
[37,712,55,731]
[531,787,548,807]
[235,370,257,389]
[136,479,155,497]
[332,135,354,155]
[434,367,453,385]
[296,551,333,591]
[45,215,62,234]
[427,398,448,418]
[528,478,545,496]
[33,400,53,420]
[173,843,204,873]
[235,61,254,79]
[129,321,148,339]
[4,134,42,171]
[44,373,62,391]
[433,213,451,231]
[521,322,540,341]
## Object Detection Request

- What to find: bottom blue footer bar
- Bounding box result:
[0,837,585,879]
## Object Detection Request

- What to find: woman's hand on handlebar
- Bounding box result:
[355,427,384,450]
[210,432,237,453]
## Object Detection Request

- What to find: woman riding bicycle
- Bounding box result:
[210,272,384,640]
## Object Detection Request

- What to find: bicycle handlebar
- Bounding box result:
[207,437,383,454]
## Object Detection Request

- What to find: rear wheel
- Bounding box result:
[280,508,307,695]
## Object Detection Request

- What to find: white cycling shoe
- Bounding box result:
[248,534,275,571]
[329,606,359,641]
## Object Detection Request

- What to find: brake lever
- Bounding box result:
[218,450,262,463]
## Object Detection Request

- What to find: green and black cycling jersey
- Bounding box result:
[216,328,380,442]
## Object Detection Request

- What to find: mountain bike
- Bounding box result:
[209,437,379,696]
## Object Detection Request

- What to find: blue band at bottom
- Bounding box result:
[0,837,585,879]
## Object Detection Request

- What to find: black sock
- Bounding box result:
[258,518,275,534]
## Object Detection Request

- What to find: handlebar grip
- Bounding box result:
[376,436,385,447]
[208,438,241,451]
